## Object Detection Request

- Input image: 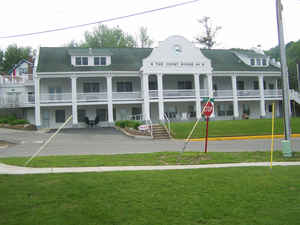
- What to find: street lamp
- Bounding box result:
[276,0,292,157]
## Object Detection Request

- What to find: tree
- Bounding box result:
[195,16,221,49]
[80,25,137,48]
[1,44,32,73]
[138,26,153,48]
[0,49,3,71]
[265,40,300,89]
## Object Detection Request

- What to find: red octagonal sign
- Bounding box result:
[203,101,214,117]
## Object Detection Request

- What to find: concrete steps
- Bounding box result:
[151,124,170,139]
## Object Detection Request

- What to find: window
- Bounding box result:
[100,57,106,65]
[117,82,133,92]
[75,56,88,65]
[94,57,100,65]
[83,83,100,93]
[268,104,273,113]
[250,58,255,66]
[75,57,81,65]
[49,87,62,100]
[269,83,274,90]
[82,57,88,65]
[262,58,267,66]
[178,81,192,89]
[256,59,261,66]
[242,104,250,115]
[28,92,35,103]
[78,109,86,122]
[149,81,157,90]
[217,104,233,116]
[253,81,259,90]
[237,81,244,90]
[94,57,107,66]
[55,110,65,123]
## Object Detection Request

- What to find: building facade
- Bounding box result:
[1,35,298,129]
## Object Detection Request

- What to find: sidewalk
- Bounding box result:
[1,162,300,175]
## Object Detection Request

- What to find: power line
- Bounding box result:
[0,0,200,39]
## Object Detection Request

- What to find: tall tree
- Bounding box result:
[138,26,153,48]
[195,16,221,49]
[1,44,32,73]
[80,25,137,48]
[265,40,300,89]
[0,49,3,71]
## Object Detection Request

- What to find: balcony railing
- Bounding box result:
[112,92,142,100]
[237,90,260,97]
[40,93,72,103]
[163,89,195,98]
[77,92,107,102]
[0,74,33,85]
[213,90,233,98]
[264,89,282,97]
[0,93,35,107]
[149,90,159,98]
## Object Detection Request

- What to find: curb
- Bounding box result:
[187,134,300,141]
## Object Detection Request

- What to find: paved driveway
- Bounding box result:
[0,128,299,157]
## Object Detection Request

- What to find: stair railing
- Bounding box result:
[145,118,153,138]
[163,113,172,138]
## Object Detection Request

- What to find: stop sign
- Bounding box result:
[203,101,214,117]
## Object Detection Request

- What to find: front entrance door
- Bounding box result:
[96,108,108,121]
[42,110,50,128]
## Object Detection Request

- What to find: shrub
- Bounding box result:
[0,116,16,124]
[115,120,143,130]
[9,119,29,125]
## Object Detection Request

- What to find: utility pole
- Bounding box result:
[276,0,292,157]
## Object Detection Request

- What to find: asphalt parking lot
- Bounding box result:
[0,127,299,158]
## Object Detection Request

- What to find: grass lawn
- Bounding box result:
[1,166,300,225]
[1,151,300,168]
[170,117,300,139]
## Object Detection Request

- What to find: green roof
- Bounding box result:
[37,47,280,73]
[201,49,279,72]
[37,47,152,73]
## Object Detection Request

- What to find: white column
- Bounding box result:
[107,75,114,124]
[157,73,164,121]
[71,76,78,126]
[142,74,150,121]
[194,74,202,119]
[232,75,239,118]
[259,75,266,118]
[207,74,215,118]
[34,77,41,127]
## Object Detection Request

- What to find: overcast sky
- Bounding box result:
[0,0,299,51]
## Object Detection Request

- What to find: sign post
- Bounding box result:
[203,100,214,153]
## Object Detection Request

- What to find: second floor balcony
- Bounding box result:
[0,89,284,107]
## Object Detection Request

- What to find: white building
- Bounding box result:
[0,35,299,128]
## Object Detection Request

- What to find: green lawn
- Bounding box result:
[170,117,300,139]
[1,167,300,225]
[1,151,300,168]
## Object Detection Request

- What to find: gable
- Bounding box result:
[142,36,212,74]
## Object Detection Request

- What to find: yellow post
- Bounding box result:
[270,103,275,169]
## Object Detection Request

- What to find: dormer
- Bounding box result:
[68,48,112,67]
[232,49,269,67]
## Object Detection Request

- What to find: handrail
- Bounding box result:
[163,113,172,138]
[144,118,153,138]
